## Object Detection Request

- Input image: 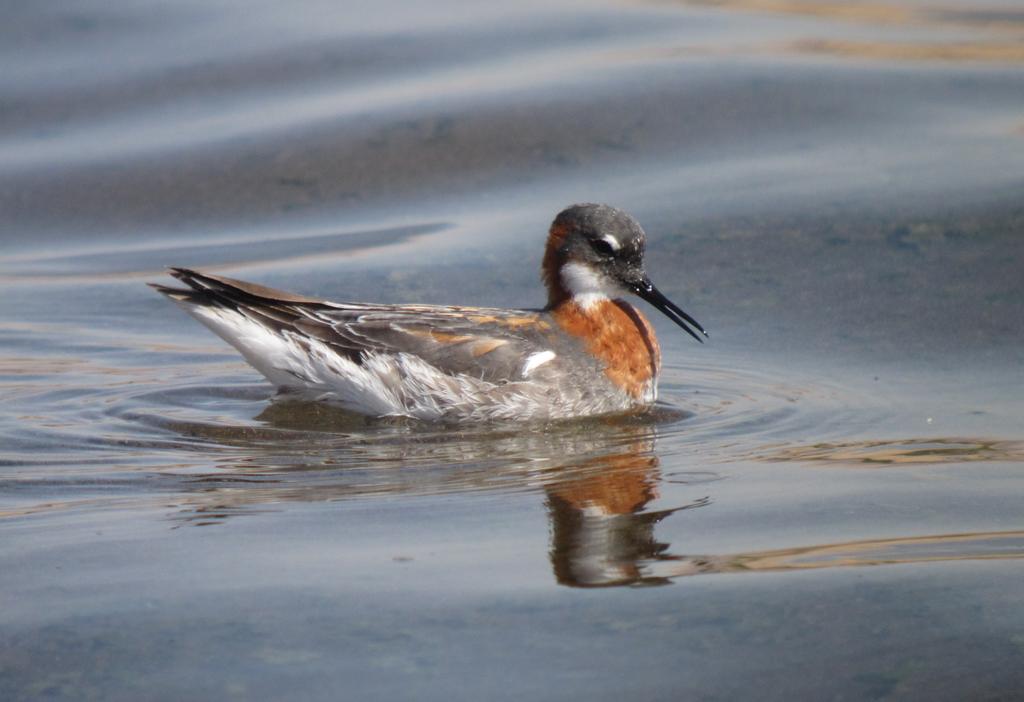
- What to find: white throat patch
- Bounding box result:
[560,262,623,310]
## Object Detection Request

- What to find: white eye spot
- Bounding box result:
[601,234,621,251]
[522,350,556,376]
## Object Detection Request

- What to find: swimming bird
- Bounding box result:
[151,203,706,422]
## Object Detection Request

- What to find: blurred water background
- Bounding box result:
[2,1,1024,699]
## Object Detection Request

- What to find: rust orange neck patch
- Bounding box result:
[551,298,660,400]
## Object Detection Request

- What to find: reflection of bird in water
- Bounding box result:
[151,203,706,421]
[546,443,710,588]
[167,407,708,583]
[163,407,1024,587]
[169,405,714,587]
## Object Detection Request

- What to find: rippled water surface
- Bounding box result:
[3,1,1024,700]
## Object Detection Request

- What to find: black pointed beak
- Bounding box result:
[629,278,708,343]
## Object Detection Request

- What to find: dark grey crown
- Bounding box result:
[552,203,646,274]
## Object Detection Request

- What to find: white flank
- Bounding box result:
[175,301,572,420]
[560,261,623,310]
[172,297,647,421]
[522,350,556,376]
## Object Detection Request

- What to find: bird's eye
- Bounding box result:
[591,239,615,256]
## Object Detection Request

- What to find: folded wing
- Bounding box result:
[151,268,555,384]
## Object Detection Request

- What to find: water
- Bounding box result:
[3,1,1024,699]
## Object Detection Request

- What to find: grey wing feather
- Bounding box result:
[153,268,555,382]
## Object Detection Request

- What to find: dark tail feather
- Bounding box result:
[147,281,214,305]
[150,268,324,336]
[165,267,324,304]
[148,269,264,311]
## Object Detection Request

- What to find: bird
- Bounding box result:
[150,203,707,422]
